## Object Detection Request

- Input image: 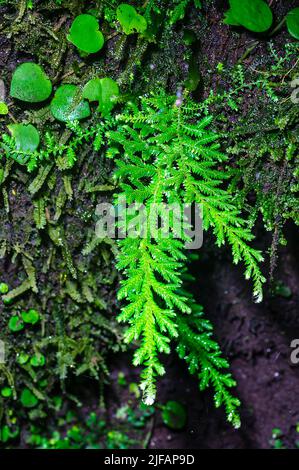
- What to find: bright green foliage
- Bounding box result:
[0,282,9,294]
[67,14,104,54]
[117,4,147,35]
[50,85,91,122]
[8,316,24,332]
[83,77,119,116]
[10,63,52,103]
[224,0,273,33]
[21,309,40,324]
[0,102,8,115]
[20,388,38,408]
[116,235,188,405]
[108,92,264,414]
[1,120,102,171]
[176,300,241,428]
[1,387,12,398]
[169,0,201,25]
[8,124,40,153]
[30,353,46,367]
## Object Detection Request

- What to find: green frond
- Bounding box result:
[109,91,264,422]
[176,302,241,429]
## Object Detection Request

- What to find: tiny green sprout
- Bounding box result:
[286,7,299,40]
[10,62,52,103]
[82,77,119,115]
[272,428,283,439]
[116,4,147,35]
[0,102,8,115]
[67,14,104,54]
[50,84,91,122]
[224,0,273,33]
[8,315,25,332]
[20,388,38,408]
[161,401,187,430]
[0,282,9,294]
[8,124,40,153]
[21,308,40,325]
[17,352,30,365]
[117,371,127,386]
[216,62,225,73]
[30,353,46,367]
[1,387,12,398]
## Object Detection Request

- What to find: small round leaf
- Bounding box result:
[8,316,24,332]
[21,309,40,325]
[30,353,46,367]
[8,124,40,153]
[67,14,104,54]
[0,282,9,294]
[50,84,91,122]
[161,401,187,430]
[20,388,38,408]
[286,7,299,40]
[10,63,52,103]
[17,353,29,365]
[1,387,12,398]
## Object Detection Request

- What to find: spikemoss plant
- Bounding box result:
[105,92,266,426]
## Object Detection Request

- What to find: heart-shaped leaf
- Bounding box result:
[10,63,52,103]
[117,4,147,35]
[1,387,12,398]
[67,14,104,54]
[286,7,299,40]
[21,308,40,325]
[83,77,119,115]
[224,0,273,33]
[8,124,40,152]
[20,388,38,408]
[8,316,24,332]
[50,84,91,122]
[0,283,9,294]
[30,353,46,367]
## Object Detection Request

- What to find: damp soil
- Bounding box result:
[0,0,298,450]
